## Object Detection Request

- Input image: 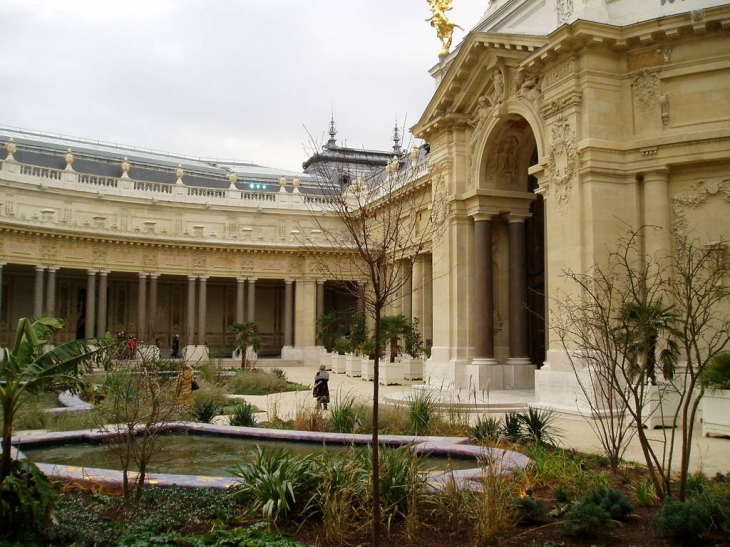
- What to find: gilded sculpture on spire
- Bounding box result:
[426,0,463,58]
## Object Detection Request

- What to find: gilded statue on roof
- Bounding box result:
[426,0,464,57]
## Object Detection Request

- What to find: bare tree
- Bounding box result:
[553,228,729,498]
[300,140,434,546]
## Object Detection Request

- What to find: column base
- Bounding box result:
[281,345,320,365]
[182,345,209,365]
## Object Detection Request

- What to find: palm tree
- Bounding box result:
[316,312,342,352]
[380,314,410,363]
[1,317,115,482]
[228,322,261,369]
[621,297,681,385]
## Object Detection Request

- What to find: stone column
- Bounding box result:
[45,266,58,317]
[0,262,5,320]
[247,278,257,322]
[34,265,46,318]
[96,270,109,337]
[198,276,208,345]
[507,214,531,365]
[186,275,196,345]
[642,168,672,261]
[236,277,246,324]
[357,281,366,314]
[149,273,159,338]
[402,260,413,320]
[284,279,294,346]
[316,279,325,345]
[423,254,433,344]
[294,279,316,347]
[411,256,423,325]
[85,269,97,338]
[137,273,148,340]
[471,214,496,364]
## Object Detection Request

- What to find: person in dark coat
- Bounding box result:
[313,365,330,410]
[171,334,180,359]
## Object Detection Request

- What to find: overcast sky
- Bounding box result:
[0,1,489,172]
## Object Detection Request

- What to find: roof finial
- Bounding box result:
[327,112,338,149]
[392,119,402,154]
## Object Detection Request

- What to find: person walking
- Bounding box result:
[313,364,330,410]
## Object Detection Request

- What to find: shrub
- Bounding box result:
[655,497,713,543]
[500,412,523,443]
[580,486,634,520]
[407,389,437,436]
[333,336,350,356]
[191,400,221,423]
[634,478,658,507]
[562,501,616,537]
[227,369,288,395]
[470,415,502,443]
[231,446,317,522]
[270,367,287,382]
[517,407,562,447]
[0,459,56,539]
[512,495,547,523]
[329,392,365,433]
[228,401,258,427]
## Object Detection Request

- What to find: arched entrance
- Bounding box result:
[474,113,546,373]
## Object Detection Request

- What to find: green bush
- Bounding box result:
[512,495,547,523]
[270,367,288,382]
[0,459,57,540]
[500,412,523,443]
[407,389,437,436]
[581,486,634,520]
[229,401,258,427]
[329,393,365,433]
[655,498,714,543]
[191,400,221,423]
[227,369,288,395]
[517,407,562,447]
[562,501,616,537]
[633,478,658,507]
[231,446,317,522]
[470,415,502,442]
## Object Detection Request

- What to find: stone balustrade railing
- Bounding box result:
[3,158,332,210]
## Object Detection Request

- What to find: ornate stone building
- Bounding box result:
[412,0,730,409]
[1,1,728,414]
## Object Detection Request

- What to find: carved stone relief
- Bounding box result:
[493,68,505,105]
[632,70,660,116]
[142,252,158,270]
[543,57,577,88]
[240,254,255,272]
[556,0,574,24]
[91,245,108,264]
[40,240,58,262]
[191,255,207,270]
[546,114,579,207]
[514,72,541,104]
[288,256,304,275]
[672,178,730,236]
[430,176,450,244]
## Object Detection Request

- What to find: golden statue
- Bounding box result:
[426,0,464,57]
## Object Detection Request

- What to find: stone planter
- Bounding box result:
[346,353,361,377]
[379,360,403,385]
[402,357,424,380]
[331,353,346,374]
[361,357,374,381]
[319,350,332,371]
[703,389,730,437]
[639,382,682,429]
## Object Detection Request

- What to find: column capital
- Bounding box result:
[138,272,149,279]
[47,265,60,273]
[285,278,295,285]
[317,279,326,286]
[149,272,161,279]
[470,211,499,222]
[36,265,47,272]
[98,269,109,276]
[198,275,209,281]
[236,276,246,283]
[507,212,532,223]
[187,275,198,281]
[640,166,671,181]
[0,262,6,267]
[247,277,258,283]
[87,268,98,275]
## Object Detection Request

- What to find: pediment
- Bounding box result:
[413,32,547,138]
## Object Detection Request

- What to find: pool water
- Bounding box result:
[24,434,478,476]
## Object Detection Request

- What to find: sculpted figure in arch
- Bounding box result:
[426,0,464,57]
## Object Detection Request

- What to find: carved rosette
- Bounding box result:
[672,178,730,236]
[546,114,579,207]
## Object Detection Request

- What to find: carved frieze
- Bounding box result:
[289,256,304,275]
[545,114,579,207]
[542,57,577,88]
[672,178,730,236]
[40,240,58,262]
[627,49,664,72]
